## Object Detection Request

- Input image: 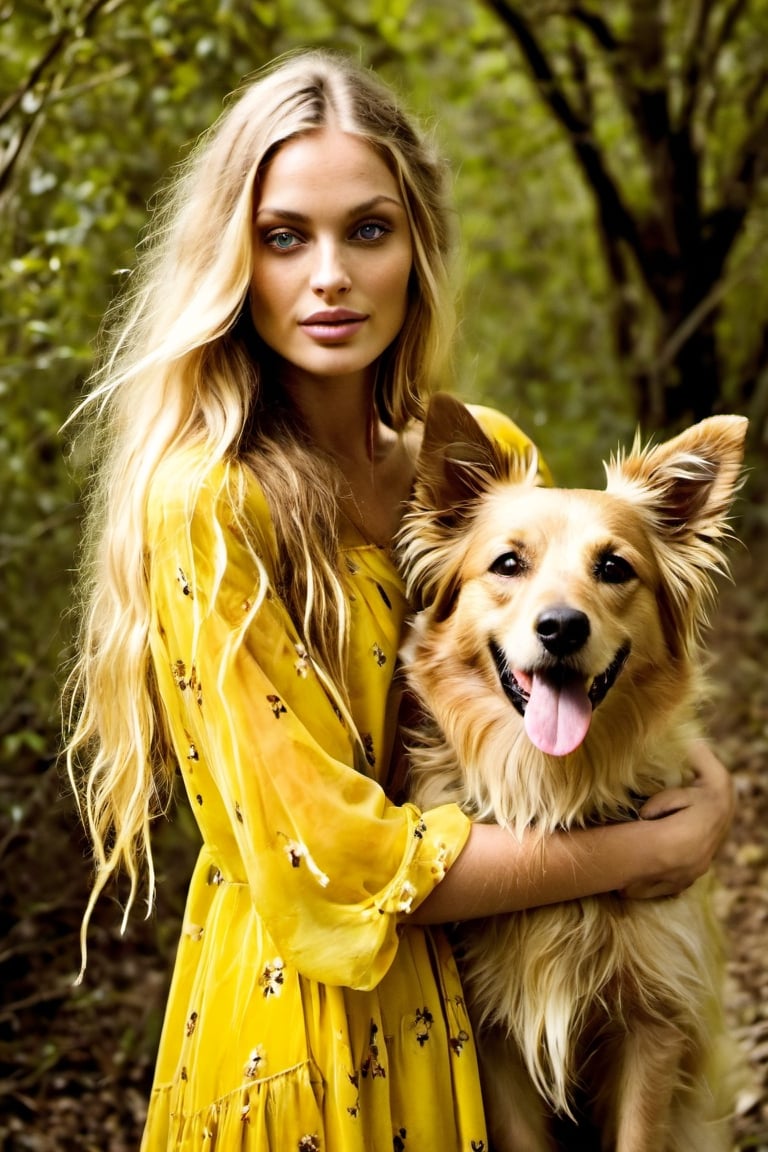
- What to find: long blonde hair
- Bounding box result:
[64,50,456,965]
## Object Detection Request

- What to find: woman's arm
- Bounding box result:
[410,739,733,923]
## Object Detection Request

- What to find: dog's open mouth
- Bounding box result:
[489,641,630,757]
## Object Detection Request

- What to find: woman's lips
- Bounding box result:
[299,310,368,342]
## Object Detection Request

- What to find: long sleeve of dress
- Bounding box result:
[146,453,472,993]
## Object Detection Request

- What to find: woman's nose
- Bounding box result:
[310,239,351,296]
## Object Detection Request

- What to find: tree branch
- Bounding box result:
[482,0,647,274]
[564,24,594,126]
[0,28,69,125]
[697,0,751,133]
[677,0,717,127]
[0,74,57,204]
[705,107,768,278]
[0,0,130,208]
[650,253,756,376]
[567,5,618,52]
[0,0,124,125]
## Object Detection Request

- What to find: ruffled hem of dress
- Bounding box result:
[141,1058,326,1151]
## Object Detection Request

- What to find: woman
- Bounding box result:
[65,50,733,1150]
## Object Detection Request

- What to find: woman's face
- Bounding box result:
[249,129,413,391]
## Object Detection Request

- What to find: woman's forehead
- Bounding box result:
[256,129,403,212]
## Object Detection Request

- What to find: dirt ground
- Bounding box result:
[707,534,768,1151]
[1,520,766,1151]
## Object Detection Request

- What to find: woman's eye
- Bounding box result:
[353,221,389,242]
[595,553,636,584]
[266,230,301,250]
[489,551,525,577]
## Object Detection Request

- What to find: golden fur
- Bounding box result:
[398,394,747,1152]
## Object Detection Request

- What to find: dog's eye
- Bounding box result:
[595,554,636,584]
[490,551,526,577]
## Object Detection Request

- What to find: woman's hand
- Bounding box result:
[411,741,735,922]
[620,740,735,899]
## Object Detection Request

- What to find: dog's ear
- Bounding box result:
[606,414,748,654]
[400,395,535,616]
[415,393,527,512]
[605,415,748,538]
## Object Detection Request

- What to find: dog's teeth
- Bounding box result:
[513,669,533,694]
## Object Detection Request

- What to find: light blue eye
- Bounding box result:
[268,231,299,250]
[355,222,387,241]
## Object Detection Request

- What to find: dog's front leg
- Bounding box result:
[605,1018,686,1152]
[479,1025,555,1152]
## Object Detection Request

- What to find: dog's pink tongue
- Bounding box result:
[523,672,592,757]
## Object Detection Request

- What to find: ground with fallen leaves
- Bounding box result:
[1,519,766,1151]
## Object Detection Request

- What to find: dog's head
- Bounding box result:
[399,394,747,761]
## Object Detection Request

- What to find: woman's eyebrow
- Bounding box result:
[255,195,404,223]
[348,195,404,216]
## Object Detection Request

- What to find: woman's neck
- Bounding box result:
[278,367,420,547]
[280,369,391,467]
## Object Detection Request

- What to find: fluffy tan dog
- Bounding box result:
[398,394,747,1152]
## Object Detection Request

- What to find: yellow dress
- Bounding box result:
[141,406,540,1152]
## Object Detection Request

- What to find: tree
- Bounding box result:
[483,0,768,438]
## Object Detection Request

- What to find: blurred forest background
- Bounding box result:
[1,1,767,1148]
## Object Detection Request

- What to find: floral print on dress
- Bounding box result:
[430,841,450,881]
[395,880,417,914]
[176,567,193,598]
[360,1020,386,1079]
[371,643,387,667]
[362,732,376,768]
[445,995,472,1057]
[259,958,285,998]
[412,1007,434,1046]
[279,836,330,887]
[346,1069,360,1118]
[142,465,493,1148]
[267,693,287,718]
[243,1045,266,1079]
[172,659,202,706]
[294,643,310,678]
[449,1028,471,1056]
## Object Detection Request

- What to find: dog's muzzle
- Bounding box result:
[489,641,631,718]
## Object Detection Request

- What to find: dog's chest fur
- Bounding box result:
[397,394,746,1139]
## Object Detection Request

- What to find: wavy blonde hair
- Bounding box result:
[64,49,456,968]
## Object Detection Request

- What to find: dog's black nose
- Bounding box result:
[536,606,590,656]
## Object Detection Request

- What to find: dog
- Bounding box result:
[398,393,747,1152]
